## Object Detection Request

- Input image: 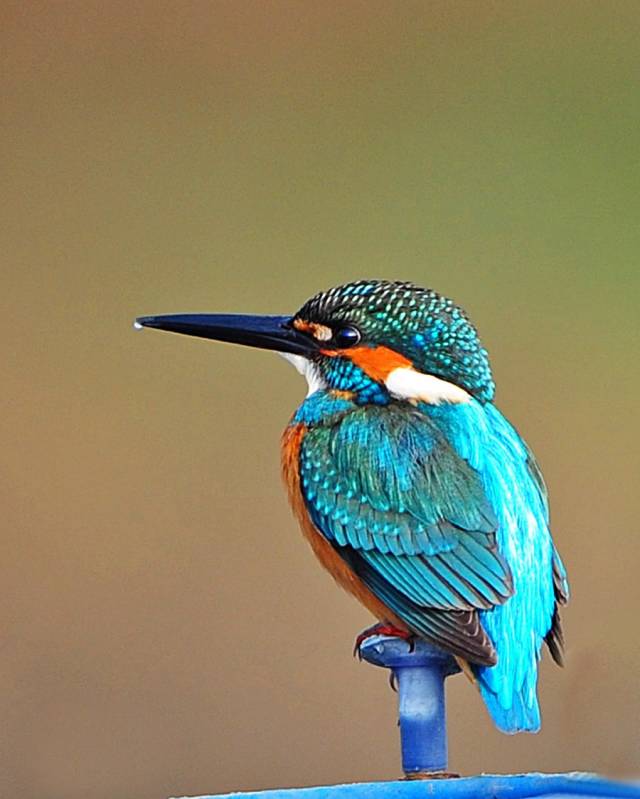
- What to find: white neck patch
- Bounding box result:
[279,355,468,404]
[279,353,327,397]
[385,366,470,405]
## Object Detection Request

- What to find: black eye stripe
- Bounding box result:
[333,325,361,348]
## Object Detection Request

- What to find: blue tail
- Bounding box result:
[476,666,541,734]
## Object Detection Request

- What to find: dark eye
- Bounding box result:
[333,325,361,348]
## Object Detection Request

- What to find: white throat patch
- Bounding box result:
[279,353,327,397]
[385,366,470,405]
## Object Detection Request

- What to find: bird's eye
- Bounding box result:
[333,325,361,348]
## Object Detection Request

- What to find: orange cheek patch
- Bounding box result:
[322,345,412,383]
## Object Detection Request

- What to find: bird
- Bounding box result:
[136,279,568,734]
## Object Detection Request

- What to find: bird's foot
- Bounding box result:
[353,622,415,658]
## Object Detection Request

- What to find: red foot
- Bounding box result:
[353,622,415,658]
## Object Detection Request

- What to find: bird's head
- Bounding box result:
[136,280,495,405]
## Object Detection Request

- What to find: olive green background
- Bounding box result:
[2,3,639,798]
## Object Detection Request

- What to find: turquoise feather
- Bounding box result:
[141,278,567,736]
[298,400,513,655]
[295,389,560,732]
[424,401,558,732]
[290,280,567,733]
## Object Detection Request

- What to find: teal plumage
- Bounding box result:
[293,390,565,732]
[287,281,568,734]
[138,278,568,735]
[429,401,569,731]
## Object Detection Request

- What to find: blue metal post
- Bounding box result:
[358,634,460,778]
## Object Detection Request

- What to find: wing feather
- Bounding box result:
[299,404,513,664]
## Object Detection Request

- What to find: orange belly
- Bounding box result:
[281,423,407,630]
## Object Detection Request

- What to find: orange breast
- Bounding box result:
[280,422,406,629]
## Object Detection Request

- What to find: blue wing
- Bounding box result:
[299,403,514,666]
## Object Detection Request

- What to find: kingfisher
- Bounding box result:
[136,279,568,734]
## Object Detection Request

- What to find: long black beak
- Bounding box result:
[134,313,318,356]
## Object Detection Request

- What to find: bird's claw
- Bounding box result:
[353,622,415,658]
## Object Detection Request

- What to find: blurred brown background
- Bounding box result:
[2,3,639,798]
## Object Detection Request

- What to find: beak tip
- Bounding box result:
[134,316,156,330]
